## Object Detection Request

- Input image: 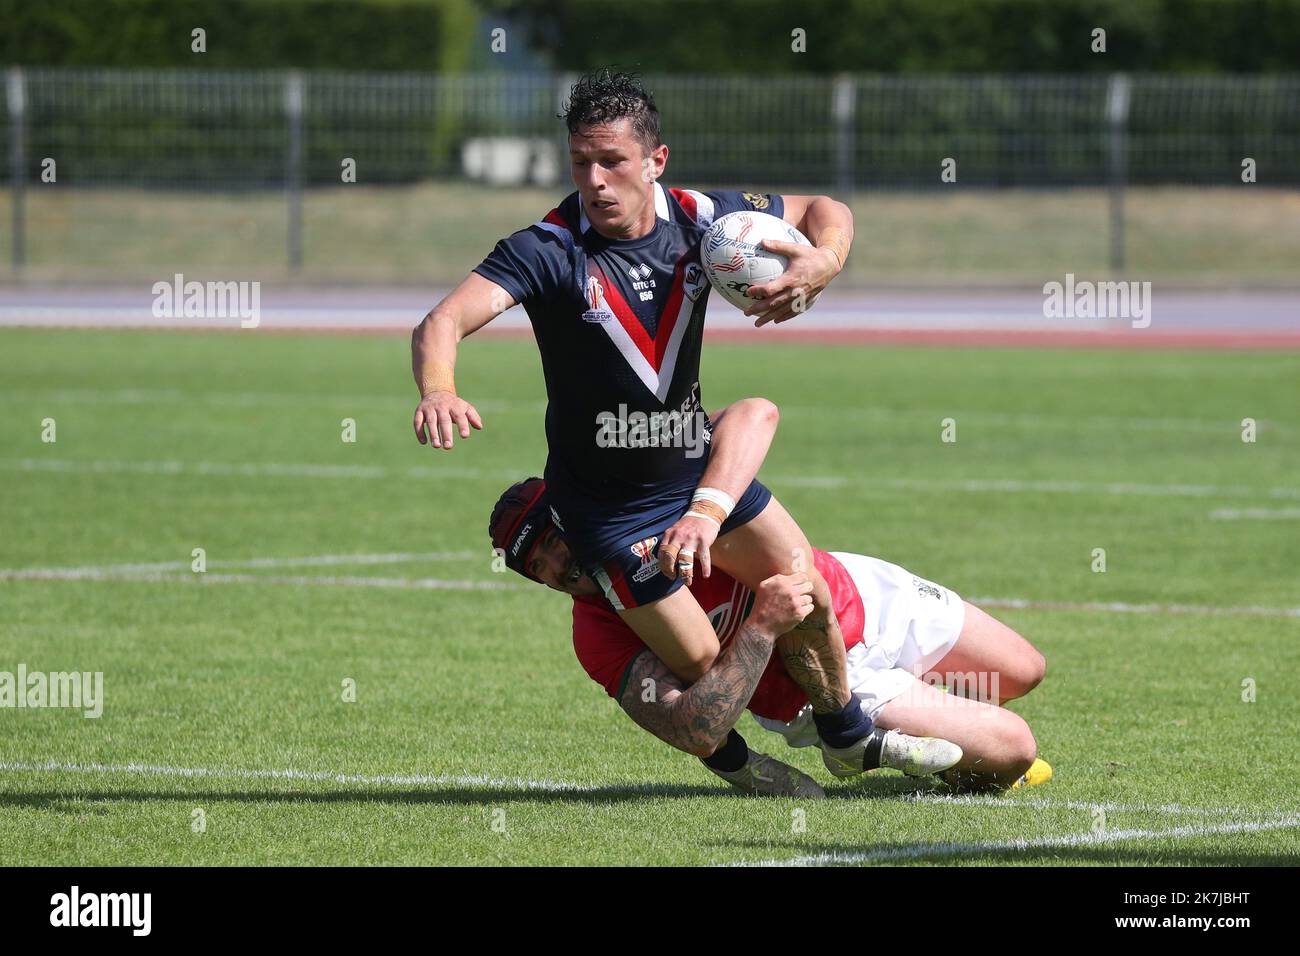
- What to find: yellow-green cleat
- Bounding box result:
[1010,757,1053,789]
[938,757,1053,793]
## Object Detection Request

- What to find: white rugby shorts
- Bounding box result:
[753,552,966,748]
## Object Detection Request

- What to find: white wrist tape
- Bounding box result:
[691,486,736,517]
[683,510,722,528]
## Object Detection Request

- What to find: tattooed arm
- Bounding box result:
[617,572,814,757]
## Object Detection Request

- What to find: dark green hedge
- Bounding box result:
[7,0,1300,74]
[490,0,1300,74]
[0,0,476,72]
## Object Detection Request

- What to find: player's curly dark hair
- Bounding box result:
[560,69,662,155]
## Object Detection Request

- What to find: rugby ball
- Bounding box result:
[700,211,811,311]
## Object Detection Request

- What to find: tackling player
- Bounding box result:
[411,70,878,774]
[489,399,1051,796]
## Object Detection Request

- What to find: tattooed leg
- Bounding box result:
[712,497,855,716]
[774,566,851,715]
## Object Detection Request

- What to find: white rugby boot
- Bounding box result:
[704,750,827,798]
[822,727,963,778]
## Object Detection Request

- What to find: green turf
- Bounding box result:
[0,329,1297,865]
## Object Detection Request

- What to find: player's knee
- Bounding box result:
[1003,646,1046,699]
[753,397,779,429]
[1024,648,1046,692]
[970,709,1035,772]
[996,712,1037,775]
[676,648,718,684]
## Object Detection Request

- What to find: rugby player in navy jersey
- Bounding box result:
[411,70,878,778]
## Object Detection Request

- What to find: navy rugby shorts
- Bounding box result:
[586,479,772,611]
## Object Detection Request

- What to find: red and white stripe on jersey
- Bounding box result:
[594,565,633,611]
[536,207,578,245]
[531,184,703,403]
[534,182,673,242]
[668,188,717,228]
[586,256,699,402]
[707,577,753,648]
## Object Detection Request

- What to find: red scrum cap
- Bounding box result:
[488,477,553,583]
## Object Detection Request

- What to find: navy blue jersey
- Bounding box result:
[474,184,785,565]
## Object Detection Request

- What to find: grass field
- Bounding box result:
[1,328,1298,866]
[3,184,1300,287]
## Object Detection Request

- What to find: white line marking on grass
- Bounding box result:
[905,792,1280,818]
[2,388,545,414]
[0,551,480,578]
[0,759,600,793]
[6,457,388,479]
[2,458,521,482]
[8,457,1300,503]
[0,762,1271,819]
[0,570,526,591]
[735,814,1300,866]
[0,759,696,797]
[10,760,1292,864]
[11,389,841,426]
[1210,507,1300,520]
[969,596,1300,620]
[779,404,1287,436]
[4,557,1291,617]
[16,568,1289,617]
[773,474,1300,501]
[198,573,525,591]
[10,389,1283,436]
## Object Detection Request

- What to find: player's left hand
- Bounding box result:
[744,240,839,327]
[657,513,720,587]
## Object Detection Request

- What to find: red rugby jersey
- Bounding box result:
[571,549,864,723]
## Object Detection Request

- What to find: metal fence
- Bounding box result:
[4,68,1299,274]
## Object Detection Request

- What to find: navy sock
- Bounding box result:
[701,729,749,773]
[813,694,874,750]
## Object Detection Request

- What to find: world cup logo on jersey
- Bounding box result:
[630,536,659,565]
[582,275,614,324]
[629,535,662,583]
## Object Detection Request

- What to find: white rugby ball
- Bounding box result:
[700,210,811,311]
